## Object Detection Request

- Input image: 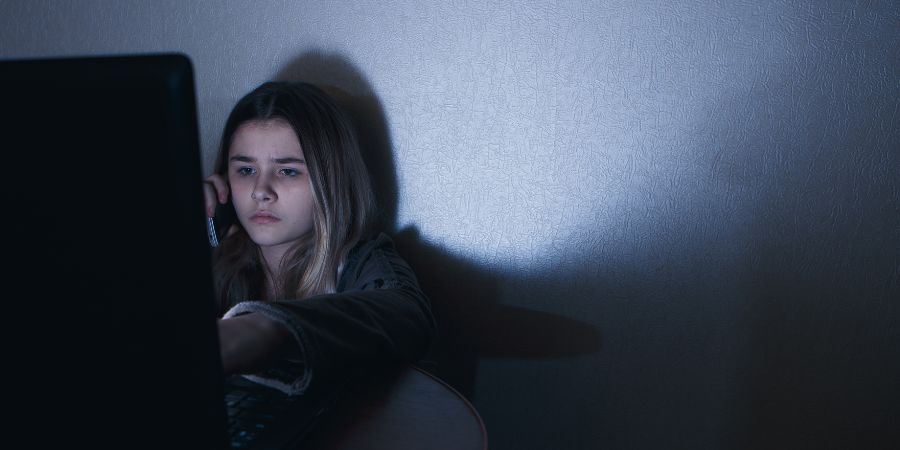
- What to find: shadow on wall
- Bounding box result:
[274,50,602,398]
[729,55,900,449]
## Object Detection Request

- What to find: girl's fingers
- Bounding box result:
[202,181,217,217]
[206,173,230,204]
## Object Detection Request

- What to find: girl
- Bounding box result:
[203,81,435,395]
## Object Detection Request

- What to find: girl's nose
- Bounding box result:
[251,178,274,202]
[251,189,272,201]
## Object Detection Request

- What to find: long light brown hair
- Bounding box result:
[211,81,375,315]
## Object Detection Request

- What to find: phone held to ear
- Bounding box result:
[207,201,237,248]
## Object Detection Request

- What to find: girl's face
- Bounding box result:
[227,119,315,266]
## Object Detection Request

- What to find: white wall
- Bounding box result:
[3,1,898,448]
[1,0,808,269]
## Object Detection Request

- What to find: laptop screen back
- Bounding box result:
[0,53,228,449]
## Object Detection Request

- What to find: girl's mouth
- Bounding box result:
[250,212,280,224]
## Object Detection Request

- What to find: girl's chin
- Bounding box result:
[247,233,305,249]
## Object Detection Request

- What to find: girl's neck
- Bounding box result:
[259,245,289,274]
[260,256,282,301]
[263,260,287,301]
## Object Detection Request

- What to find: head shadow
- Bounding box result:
[274,49,602,399]
[276,50,398,233]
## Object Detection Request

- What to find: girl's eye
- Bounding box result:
[279,168,300,177]
[236,167,255,176]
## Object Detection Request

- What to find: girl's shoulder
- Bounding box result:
[337,232,415,292]
[344,231,393,262]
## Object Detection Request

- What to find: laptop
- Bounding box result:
[0,53,345,449]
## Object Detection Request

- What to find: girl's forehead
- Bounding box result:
[238,117,291,131]
[233,118,295,138]
[230,118,303,158]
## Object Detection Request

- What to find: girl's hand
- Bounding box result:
[203,173,230,218]
[218,313,291,375]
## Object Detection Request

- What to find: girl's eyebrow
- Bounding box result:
[229,155,305,164]
[274,157,305,164]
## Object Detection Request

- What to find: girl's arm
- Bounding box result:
[222,233,437,395]
[217,312,292,376]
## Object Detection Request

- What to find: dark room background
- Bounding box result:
[2,1,897,448]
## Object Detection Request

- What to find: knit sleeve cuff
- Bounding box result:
[223,301,312,396]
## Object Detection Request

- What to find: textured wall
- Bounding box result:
[2,1,898,449]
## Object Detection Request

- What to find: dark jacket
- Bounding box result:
[222,232,436,395]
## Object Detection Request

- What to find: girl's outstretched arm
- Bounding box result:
[222,233,437,395]
[217,312,292,376]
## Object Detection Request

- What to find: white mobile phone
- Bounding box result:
[207,202,236,247]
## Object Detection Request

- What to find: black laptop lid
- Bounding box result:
[0,53,228,449]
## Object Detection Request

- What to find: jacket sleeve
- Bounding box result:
[222,233,437,395]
